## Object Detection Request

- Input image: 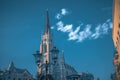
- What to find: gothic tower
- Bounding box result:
[33,10,78,80]
[40,10,54,64]
[34,10,60,80]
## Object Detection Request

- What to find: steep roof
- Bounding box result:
[6,62,32,75]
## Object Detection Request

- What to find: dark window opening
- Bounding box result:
[18,78,21,80]
[119,23,120,28]
[117,36,118,41]
[8,76,10,79]
[13,78,15,80]
[8,71,11,74]
[43,44,47,53]
[118,31,120,37]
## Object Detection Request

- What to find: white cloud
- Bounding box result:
[91,19,112,39]
[106,19,113,29]
[56,21,64,31]
[61,8,68,15]
[55,13,61,20]
[55,8,69,20]
[51,26,54,29]
[68,26,80,40]
[78,25,92,42]
[91,25,101,39]
[109,22,113,29]
[55,19,112,42]
[62,24,73,32]
[102,23,109,34]
[56,21,72,32]
[54,9,112,42]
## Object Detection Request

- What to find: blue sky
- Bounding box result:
[0,0,114,80]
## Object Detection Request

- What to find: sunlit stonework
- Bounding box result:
[112,0,120,80]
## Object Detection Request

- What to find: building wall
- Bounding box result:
[0,63,34,80]
[66,72,94,80]
[113,0,120,58]
[113,0,120,80]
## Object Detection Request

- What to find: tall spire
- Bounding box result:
[44,9,50,34]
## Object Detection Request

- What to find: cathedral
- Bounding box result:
[33,10,94,80]
[33,10,77,80]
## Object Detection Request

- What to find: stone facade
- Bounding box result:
[112,0,120,80]
[0,62,34,80]
[66,72,94,80]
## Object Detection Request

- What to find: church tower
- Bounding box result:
[33,10,78,80]
[33,10,60,80]
[40,10,54,64]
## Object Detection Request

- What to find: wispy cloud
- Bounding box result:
[68,26,80,40]
[91,19,112,39]
[56,14,62,20]
[56,21,72,32]
[54,9,112,42]
[51,26,55,29]
[61,8,68,15]
[78,25,92,42]
[55,8,69,20]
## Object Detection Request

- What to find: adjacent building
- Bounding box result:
[66,72,94,80]
[0,62,34,80]
[112,0,120,80]
[33,10,94,80]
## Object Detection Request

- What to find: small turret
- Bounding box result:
[50,46,59,65]
[7,61,15,70]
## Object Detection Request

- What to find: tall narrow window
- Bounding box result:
[119,32,120,37]
[118,31,120,37]
[18,78,21,80]
[118,38,120,45]
[43,44,47,53]
[119,23,120,29]
[13,78,15,80]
